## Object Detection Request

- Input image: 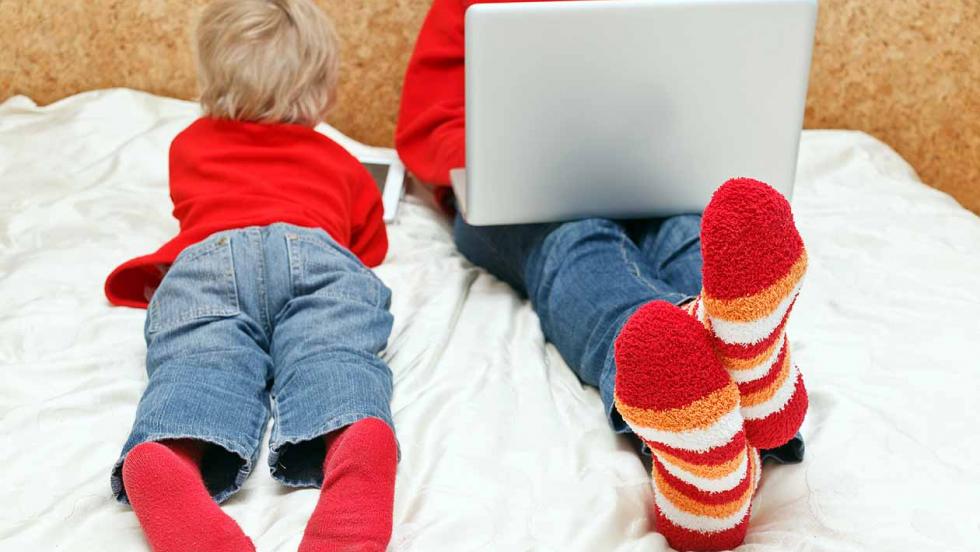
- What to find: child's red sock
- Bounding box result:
[122,440,255,552]
[614,301,760,552]
[299,418,397,552]
[692,178,809,450]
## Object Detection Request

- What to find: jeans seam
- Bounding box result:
[270,393,282,449]
[657,233,700,277]
[251,229,271,337]
[617,227,661,295]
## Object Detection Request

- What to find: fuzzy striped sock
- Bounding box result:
[689,177,809,450]
[614,301,760,552]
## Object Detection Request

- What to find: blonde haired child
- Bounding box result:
[105,1,397,550]
[196,0,339,124]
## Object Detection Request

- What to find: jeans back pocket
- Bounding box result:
[284,232,386,308]
[147,235,241,335]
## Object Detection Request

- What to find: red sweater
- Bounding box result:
[105,118,387,308]
[396,0,560,189]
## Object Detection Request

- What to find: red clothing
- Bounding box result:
[105,118,387,308]
[396,0,559,190]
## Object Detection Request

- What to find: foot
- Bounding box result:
[299,418,397,552]
[693,177,809,450]
[122,440,255,552]
[614,301,759,552]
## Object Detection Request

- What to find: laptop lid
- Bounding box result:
[460,0,817,225]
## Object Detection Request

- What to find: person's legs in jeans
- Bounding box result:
[263,225,396,552]
[113,231,275,552]
[628,214,704,298]
[453,215,703,432]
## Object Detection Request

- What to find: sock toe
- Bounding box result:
[701,178,805,307]
[613,301,743,453]
[615,301,731,410]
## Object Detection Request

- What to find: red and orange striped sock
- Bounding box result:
[614,301,760,552]
[688,177,809,450]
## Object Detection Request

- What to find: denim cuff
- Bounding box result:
[267,350,397,488]
[111,431,257,505]
[268,412,399,489]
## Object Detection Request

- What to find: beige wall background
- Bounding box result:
[1,0,977,213]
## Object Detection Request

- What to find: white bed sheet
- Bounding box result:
[1,89,978,551]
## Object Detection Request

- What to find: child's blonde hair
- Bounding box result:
[196,0,339,126]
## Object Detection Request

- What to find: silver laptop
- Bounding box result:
[451,0,817,225]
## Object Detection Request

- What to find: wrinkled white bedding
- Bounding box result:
[1,89,978,551]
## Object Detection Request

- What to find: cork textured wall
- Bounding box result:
[806,1,979,213]
[1,0,977,213]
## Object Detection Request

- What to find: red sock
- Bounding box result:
[299,418,398,552]
[614,301,760,552]
[122,440,255,552]
[693,178,809,450]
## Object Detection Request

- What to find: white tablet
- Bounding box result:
[358,153,406,223]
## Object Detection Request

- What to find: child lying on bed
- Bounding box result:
[397,1,808,550]
[103,1,396,550]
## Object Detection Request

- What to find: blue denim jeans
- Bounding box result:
[453,214,805,463]
[454,215,703,433]
[111,223,395,504]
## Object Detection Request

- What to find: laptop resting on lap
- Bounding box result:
[452,0,817,225]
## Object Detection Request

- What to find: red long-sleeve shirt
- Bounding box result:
[396,0,562,196]
[396,0,470,187]
[104,118,387,308]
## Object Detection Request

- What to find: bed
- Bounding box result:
[1,88,978,551]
